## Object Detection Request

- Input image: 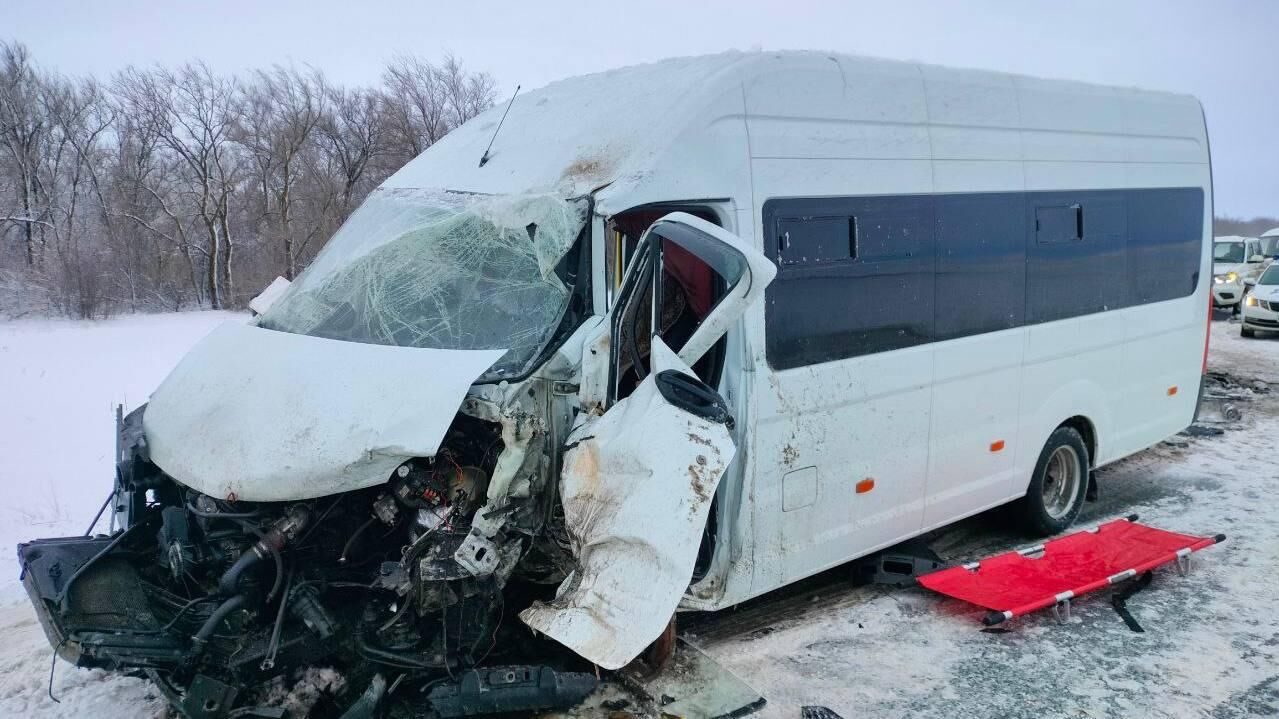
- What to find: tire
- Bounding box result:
[1232,302,1241,317]
[1242,326,1256,338]
[1016,427,1090,537]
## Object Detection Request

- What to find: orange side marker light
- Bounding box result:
[1167,386,1178,396]
[990,440,1005,452]
[855,478,875,494]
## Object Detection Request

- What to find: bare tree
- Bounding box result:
[0,41,498,318]
[318,85,385,214]
[237,66,328,279]
[0,43,48,266]
[380,53,496,166]
[115,63,240,308]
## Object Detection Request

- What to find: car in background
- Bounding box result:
[1213,236,1267,313]
[1261,227,1279,260]
[1242,263,1279,337]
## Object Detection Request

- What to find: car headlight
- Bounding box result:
[1227,272,1239,283]
[1246,295,1259,307]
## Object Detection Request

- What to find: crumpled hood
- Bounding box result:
[143,320,505,502]
[1214,262,1244,277]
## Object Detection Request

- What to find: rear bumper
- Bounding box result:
[17,536,185,669]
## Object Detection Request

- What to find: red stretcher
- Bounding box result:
[917,515,1225,626]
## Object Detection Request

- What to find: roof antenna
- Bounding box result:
[479,84,520,168]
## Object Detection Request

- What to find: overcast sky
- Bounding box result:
[8,0,1277,218]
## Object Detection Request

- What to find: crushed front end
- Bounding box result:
[15,192,762,718]
[19,393,596,718]
[16,190,605,717]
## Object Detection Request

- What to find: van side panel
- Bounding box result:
[736,59,1210,602]
[740,57,937,588]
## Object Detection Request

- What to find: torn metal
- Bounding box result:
[15,189,773,718]
[521,345,736,669]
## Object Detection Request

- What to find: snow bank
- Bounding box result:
[0,310,240,607]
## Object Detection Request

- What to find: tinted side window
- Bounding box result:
[764,187,1203,370]
[776,215,853,265]
[1026,192,1127,324]
[935,193,1026,341]
[1126,188,1203,304]
[764,196,934,369]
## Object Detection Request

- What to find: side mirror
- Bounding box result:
[1250,255,1266,263]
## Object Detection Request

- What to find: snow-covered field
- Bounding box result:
[0,311,238,718]
[0,311,1276,718]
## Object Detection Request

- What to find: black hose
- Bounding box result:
[219,524,283,602]
[160,595,216,632]
[339,517,377,564]
[261,569,294,671]
[263,542,284,603]
[57,524,141,610]
[352,635,451,671]
[83,491,114,536]
[194,594,248,644]
[218,549,265,597]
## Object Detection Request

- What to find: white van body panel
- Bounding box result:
[360,51,1210,612]
[734,54,1209,602]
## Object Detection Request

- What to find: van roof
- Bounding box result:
[1262,227,1279,238]
[383,51,1206,208]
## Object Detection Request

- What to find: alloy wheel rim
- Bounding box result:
[1042,445,1082,520]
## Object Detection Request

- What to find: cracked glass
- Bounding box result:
[260,189,589,380]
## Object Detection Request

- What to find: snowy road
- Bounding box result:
[0,312,1276,718]
[694,314,1279,719]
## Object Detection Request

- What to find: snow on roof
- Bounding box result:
[384,50,1203,204]
[1261,227,1279,238]
[383,52,753,198]
[1214,235,1255,242]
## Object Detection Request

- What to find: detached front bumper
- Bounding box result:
[17,535,185,669]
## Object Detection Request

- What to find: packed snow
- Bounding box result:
[1,311,1276,717]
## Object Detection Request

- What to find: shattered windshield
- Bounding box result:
[259,189,589,380]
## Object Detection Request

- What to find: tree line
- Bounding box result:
[1214,216,1279,239]
[0,40,495,318]
[5,38,1276,320]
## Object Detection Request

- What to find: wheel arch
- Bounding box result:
[1057,415,1098,468]
[1016,377,1110,491]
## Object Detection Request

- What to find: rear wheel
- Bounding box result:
[1017,427,1089,536]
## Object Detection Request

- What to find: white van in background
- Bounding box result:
[1261,226,1279,259]
[18,52,1214,706]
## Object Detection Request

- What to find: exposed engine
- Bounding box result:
[17,406,596,718]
